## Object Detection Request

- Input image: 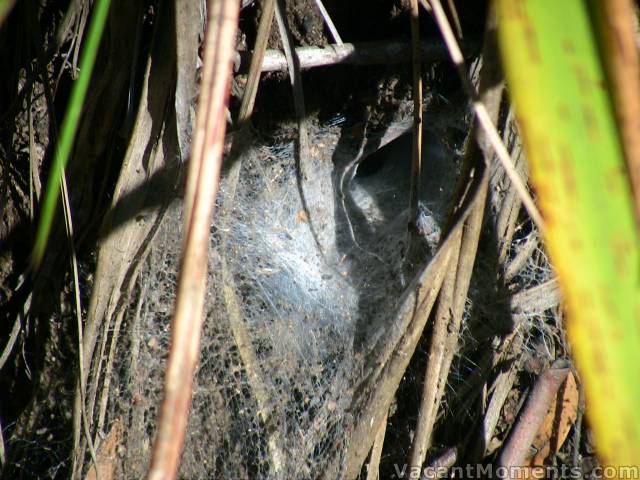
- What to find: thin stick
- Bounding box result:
[223,0,275,208]
[409,230,461,469]
[236,0,276,126]
[0,415,4,470]
[498,360,571,473]
[445,0,463,39]
[422,0,545,233]
[275,0,325,259]
[275,0,306,121]
[408,0,423,229]
[312,0,343,45]
[410,172,489,470]
[0,316,21,371]
[146,0,240,478]
[61,170,99,479]
[366,410,388,480]
[235,40,453,73]
[343,163,489,478]
[410,8,500,464]
[421,447,457,479]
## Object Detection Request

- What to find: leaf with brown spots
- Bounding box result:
[497,0,640,469]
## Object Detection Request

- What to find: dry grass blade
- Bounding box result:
[0,314,21,371]
[93,307,128,452]
[73,3,182,475]
[407,0,423,244]
[409,10,500,468]
[275,0,306,121]
[445,0,463,39]
[236,0,276,127]
[409,229,462,469]
[274,0,322,252]
[422,0,544,232]
[312,0,343,44]
[365,410,388,480]
[28,93,42,219]
[175,0,202,161]
[223,0,276,206]
[146,1,240,478]
[480,358,520,457]
[492,110,528,268]
[60,170,99,478]
[410,173,489,470]
[342,158,489,478]
[343,225,453,479]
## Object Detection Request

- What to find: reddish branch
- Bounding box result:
[498,360,571,474]
[146,0,240,478]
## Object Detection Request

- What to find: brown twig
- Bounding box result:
[275,0,306,121]
[61,169,99,478]
[498,360,571,474]
[146,0,240,478]
[421,447,457,479]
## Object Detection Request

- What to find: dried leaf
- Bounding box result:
[528,371,579,465]
[85,417,123,480]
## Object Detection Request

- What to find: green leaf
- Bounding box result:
[496,0,640,467]
[32,0,112,268]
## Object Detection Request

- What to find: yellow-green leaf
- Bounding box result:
[495,0,640,468]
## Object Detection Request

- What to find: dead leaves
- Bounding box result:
[85,417,123,480]
[527,371,579,466]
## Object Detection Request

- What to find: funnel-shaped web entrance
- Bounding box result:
[118,116,464,478]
